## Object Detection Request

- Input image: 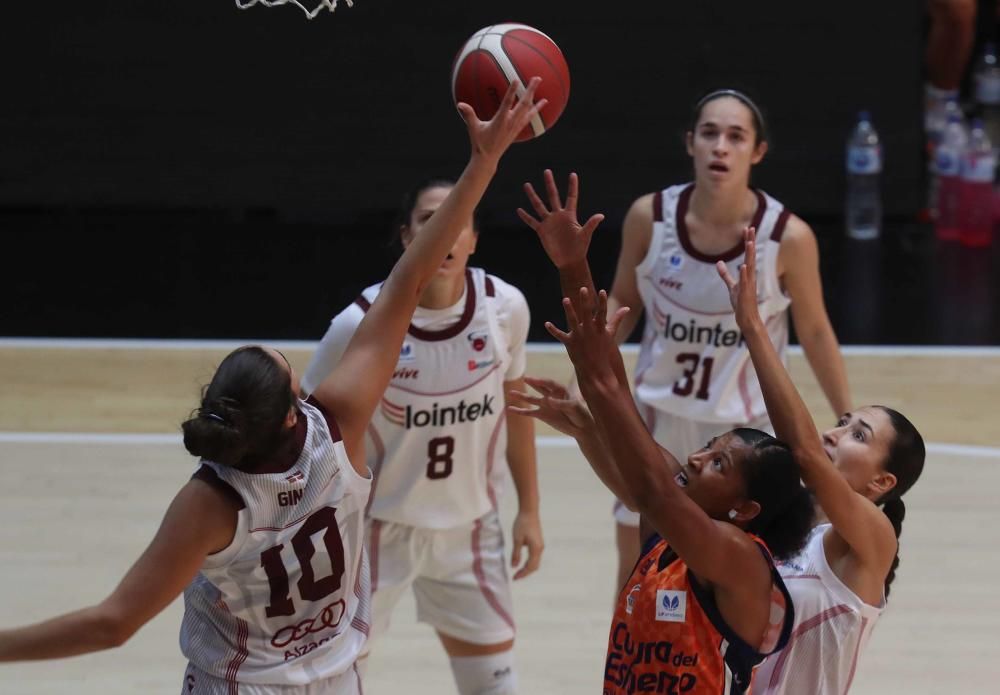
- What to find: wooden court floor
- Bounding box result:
[0,343,998,693]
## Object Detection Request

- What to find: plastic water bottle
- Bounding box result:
[935,112,968,240]
[927,99,964,218]
[974,43,1000,161]
[845,112,882,240]
[959,119,996,247]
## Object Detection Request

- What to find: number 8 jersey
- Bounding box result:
[180,398,372,686]
[635,184,792,425]
[301,268,529,530]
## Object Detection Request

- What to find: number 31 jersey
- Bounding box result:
[179,398,372,686]
[301,268,529,530]
[635,184,792,425]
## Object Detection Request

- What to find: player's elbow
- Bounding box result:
[92,605,139,649]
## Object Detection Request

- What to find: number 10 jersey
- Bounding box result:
[179,398,372,686]
[635,184,792,425]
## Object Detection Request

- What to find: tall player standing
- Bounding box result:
[0,79,544,694]
[300,176,542,695]
[599,89,853,589]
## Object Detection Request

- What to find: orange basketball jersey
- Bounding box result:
[604,535,793,695]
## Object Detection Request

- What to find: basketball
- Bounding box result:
[451,23,570,142]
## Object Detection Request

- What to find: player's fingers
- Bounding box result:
[522,181,549,218]
[607,306,631,337]
[516,207,540,231]
[565,172,579,213]
[543,168,562,210]
[716,260,737,290]
[515,540,543,580]
[545,321,571,343]
[580,213,605,241]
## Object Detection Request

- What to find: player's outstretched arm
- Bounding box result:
[312,79,546,469]
[0,480,238,661]
[549,288,769,589]
[718,229,896,573]
[508,376,637,510]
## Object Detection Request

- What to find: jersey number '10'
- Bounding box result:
[260,507,346,618]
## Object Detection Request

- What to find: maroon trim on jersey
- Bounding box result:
[484,410,507,510]
[771,207,791,242]
[368,518,383,593]
[763,603,853,690]
[191,465,246,510]
[406,269,477,341]
[484,274,496,297]
[675,184,768,264]
[365,423,386,517]
[354,295,371,312]
[305,395,343,443]
[652,189,664,222]
[472,518,516,630]
[218,599,249,691]
[386,361,501,397]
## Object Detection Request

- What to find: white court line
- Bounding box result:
[1,432,998,459]
[0,338,999,358]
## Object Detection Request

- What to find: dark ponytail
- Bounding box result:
[873,406,924,599]
[182,346,294,468]
[733,428,815,561]
[880,497,906,598]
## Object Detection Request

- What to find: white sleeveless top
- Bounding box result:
[634,184,792,424]
[180,399,372,686]
[753,524,885,694]
[301,267,530,529]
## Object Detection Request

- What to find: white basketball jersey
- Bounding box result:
[180,398,372,686]
[753,524,885,695]
[301,268,529,529]
[634,184,793,424]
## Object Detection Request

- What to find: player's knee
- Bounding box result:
[449,651,517,695]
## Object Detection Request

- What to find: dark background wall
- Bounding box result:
[5,1,997,344]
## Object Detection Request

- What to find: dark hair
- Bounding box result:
[872,406,925,598]
[389,177,479,250]
[182,346,294,468]
[691,89,768,145]
[731,428,815,561]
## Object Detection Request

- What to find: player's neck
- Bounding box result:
[689,183,756,230]
[419,270,466,310]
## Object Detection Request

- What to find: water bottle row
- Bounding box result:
[845,42,1000,247]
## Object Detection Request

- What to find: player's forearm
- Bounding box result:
[506,413,540,514]
[798,323,852,417]
[0,606,127,661]
[575,426,637,509]
[556,260,596,311]
[742,320,828,478]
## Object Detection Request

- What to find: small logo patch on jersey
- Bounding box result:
[468,331,489,352]
[392,367,419,380]
[655,589,687,622]
[669,253,684,270]
[399,342,415,362]
[468,358,494,371]
[625,584,641,615]
[285,470,304,484]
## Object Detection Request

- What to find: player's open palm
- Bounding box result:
[458,77,545,163]
[716,227,762,332]
[517,169,604,269]
[507,376,593,439]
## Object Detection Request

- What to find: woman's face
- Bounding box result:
[675,432,757,522]
[400,186,477,279]
[686,96,767,187]
[823,407,898,501]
